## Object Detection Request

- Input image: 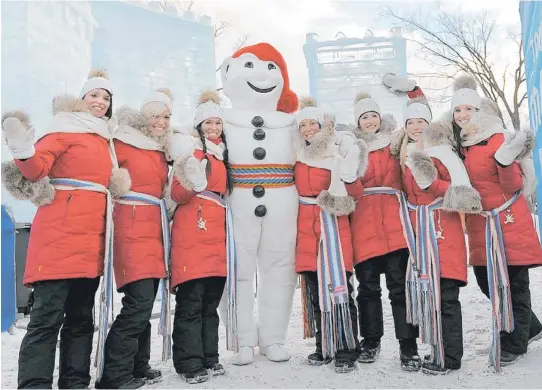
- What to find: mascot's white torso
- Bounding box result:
[219,45,299,362]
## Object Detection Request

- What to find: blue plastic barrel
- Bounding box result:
[1,205,16,332]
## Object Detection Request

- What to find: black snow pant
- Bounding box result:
[354,248,419,343]
[439,278,463,369]
[303,271,360,361]
[473,265,540,355]
[99,278,160,388]
[172,276,226,374]
[17,277,100,389]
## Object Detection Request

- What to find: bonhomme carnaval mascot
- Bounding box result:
[219,43,299,365]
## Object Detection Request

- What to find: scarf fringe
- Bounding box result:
[301,276,316,339]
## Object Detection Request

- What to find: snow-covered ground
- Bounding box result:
[3,267,542,389]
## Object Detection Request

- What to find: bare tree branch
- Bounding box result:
[215,34,251,72]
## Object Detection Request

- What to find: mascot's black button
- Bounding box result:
[253,147,266,160]
[251,116,264,127]
[252,185,265,198]
[253,128,266,141]
[254,205,267,217]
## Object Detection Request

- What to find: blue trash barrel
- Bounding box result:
[1,205,16,332]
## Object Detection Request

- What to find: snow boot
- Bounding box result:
[181,367,209,384]
[421,361,452,375]
[399,339,421,372]
[501,350,523,367]
[529,329,542,345]
[334,357,356,373]
[205,362,226,376]
[308,351,332,366]
[357,339,381,363]
[134,368,162,384]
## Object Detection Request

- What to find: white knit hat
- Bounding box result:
[451,74,482,110]
[141,88,173,114]
[79,68,113,98]
[354,92,380,124]
[404,100,432,124]
[295,97,325,126]
[194,90,223,127]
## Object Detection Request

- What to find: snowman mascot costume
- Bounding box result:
[220,42,299,365]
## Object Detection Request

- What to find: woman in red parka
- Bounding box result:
[349,88,419,368]
[450,74,542,369]
[98,89,174,389]
[169,90,231,384]
[294,97,366,373]
[1,69,131,389]
[388,81,482,374]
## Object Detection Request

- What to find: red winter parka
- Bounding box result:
[8,98,114,286]
[350,115,407,264]
[403,158,468,283]
[170,144,227,289]
[112,135,169,289]
[462,133,542,267]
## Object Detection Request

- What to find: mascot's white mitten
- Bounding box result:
[495,128,532,166]
[184,157,208,192]
[340,143,360,183]
[2,117,35,159]
[406,150,437,190]
[382,73,417,93]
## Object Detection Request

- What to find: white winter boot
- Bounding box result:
[260,344,290,362]
[233,346,255,366]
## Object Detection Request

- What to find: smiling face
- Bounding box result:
[147,107,171,136]
[453,104,477,129]
[299,119,320,141]
[358,111,381,133]
[221,53,284,111]
[82,88,111,117]
[201,117,223,140]
[406,118,429,142]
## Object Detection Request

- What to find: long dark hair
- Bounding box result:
[452,121,465,160]
[196,123,233,194]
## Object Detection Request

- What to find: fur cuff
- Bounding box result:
[357,138,369,178]
[108,168,132,198]
[173,155,195,191]
[409,150,437,183]
[2,110,31,130]
[316,190,356,216]
[442,185,483,214]
[516,128,535,160]
[1,161,55,206]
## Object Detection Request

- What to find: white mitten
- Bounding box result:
[2,117,35,159]
[495,128,531,166]
[406,150,437,190]
[184,157,208,192]
[328,156,349,197]
[382,73,416,93]
[166,132,194,162]
[340,144,360,183]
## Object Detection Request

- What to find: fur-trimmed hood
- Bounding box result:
[114,105,171,147]
[295,116,336,159]
[422,120,455,148]
[390,128,406,158]
[351,113,397,146]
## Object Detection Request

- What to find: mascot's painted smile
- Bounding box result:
[247,81,276,94]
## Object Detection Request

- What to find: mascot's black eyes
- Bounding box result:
[244,61,254,68]
[268,63,276,70]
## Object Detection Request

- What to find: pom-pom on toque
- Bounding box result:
[354,91,371,104]
[87,68,109,80]
[453,74,477,92]
[197,89,220,105]
[156,88,174,101]
[299,96,318,110]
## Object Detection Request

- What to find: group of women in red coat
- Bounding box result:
[1,67,541,389]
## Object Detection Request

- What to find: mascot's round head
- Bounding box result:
[221,42,298,113]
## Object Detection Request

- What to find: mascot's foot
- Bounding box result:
[233,346,255,366]
[260,344,290,362]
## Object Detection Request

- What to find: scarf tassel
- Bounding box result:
[301,276,316,339]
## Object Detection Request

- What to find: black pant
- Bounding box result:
[18,277,100,389]
[440,278,463,369]
[354,248,418,342]
[100,278,160,388]
[303,271,359,361]
[172,277,226,374]
[473,266,540,354]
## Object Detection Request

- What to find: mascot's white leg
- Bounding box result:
[256,189,298,362]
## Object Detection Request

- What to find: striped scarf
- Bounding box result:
[482,191,520,372]
[299,196,356,359]
[115,191,172,361]
[49,178,113,383]
[195,190,239,352]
